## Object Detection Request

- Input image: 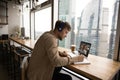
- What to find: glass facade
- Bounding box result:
[58,0,119,58]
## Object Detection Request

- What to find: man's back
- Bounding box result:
[27,31,57,80]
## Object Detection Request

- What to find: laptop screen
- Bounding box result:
[78,41,91,57]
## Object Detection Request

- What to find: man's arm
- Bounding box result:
[59,51,68,57]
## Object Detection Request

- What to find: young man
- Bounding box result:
[27,20,84,80]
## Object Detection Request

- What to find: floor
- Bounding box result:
[0,54,9,80]
[0,65,9,80]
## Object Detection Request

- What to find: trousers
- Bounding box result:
[52,67,72,80]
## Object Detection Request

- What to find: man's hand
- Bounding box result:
[71,54,84,62]
[59,51,68,57]
[77,55,84,62]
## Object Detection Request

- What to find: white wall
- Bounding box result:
[8,2,21,35]
[0,2,21,36]
[0,25,8,35]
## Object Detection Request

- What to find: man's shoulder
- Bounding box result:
[40,31,55,40]
[43,31,54,37]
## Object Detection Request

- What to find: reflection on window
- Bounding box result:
[58,0,119,59]
[35,7,51,40]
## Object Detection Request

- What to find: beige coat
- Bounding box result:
[27,31,69,80]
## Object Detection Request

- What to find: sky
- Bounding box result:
[75,0,114,16]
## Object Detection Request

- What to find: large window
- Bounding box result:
[58,0,119,59]
[35,7,51,40]
[23,2,30,38]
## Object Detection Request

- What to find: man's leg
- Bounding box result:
[52,67,72,80]
[53,67,62,73]
[52,72,72,80]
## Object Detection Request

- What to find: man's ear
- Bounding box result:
[58,22,65,32]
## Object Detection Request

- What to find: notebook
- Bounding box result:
[68,41,91,64]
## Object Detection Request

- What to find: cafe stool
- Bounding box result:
[0,40,10,65]
[6,45,17,80]
[7,45,29,80]
[21,56,30,80]
[10,45,30,80]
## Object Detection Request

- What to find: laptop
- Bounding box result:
[68,41,91,64]
[78,41,91,57]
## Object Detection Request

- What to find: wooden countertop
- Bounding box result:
[66,54,120,80]
[58,47,120,80]
[9,37,36,50]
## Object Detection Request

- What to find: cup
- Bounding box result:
[70,45,76,52]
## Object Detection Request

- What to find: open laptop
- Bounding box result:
[68,41,91,64]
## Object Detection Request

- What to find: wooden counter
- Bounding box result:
[66,54,120,80]
[9,37,36,51]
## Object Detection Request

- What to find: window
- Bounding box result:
[0,1,8,24]
[23,2,30,37]
[58,0,119,59]
[35,7,51,40]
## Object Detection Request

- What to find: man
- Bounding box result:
[27,20,84,80]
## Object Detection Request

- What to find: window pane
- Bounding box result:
[58,0,119,59]
[23,2,30,37]
[35,7,51,40]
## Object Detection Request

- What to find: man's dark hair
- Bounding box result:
[54,20,71,31]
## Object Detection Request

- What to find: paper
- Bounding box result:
[68,51,90,64]
[74,58,90,64]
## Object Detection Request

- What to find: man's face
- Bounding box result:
[58,28,69,40]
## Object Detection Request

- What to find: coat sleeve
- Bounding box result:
[44,36,70,67]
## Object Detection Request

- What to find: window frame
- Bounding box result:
[113,2,120,61]
[30,0,53,40]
